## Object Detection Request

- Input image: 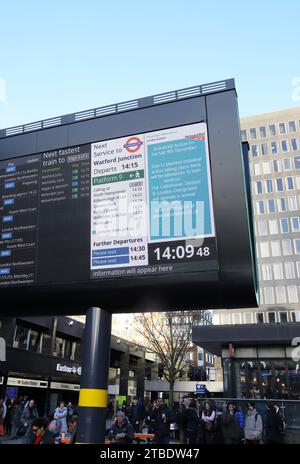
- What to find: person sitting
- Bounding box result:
[108,411,134,444]
[31,418,55,444]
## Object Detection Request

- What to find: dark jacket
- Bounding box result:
[36,429,55,444]
[128,403,145,424]
[109,419,134,444]
[9,404,22,425]
[181,408,199,433]
[220,412,241,442]
[265,408,283,443]
[151,405,171,438]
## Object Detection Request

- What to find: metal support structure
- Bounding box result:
[76,307,112,444]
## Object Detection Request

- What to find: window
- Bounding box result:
[285,262,295,279]
[222,313,231,324]
[268,312,276,323]
[268,199,275,213]
[281,140,288,152]
[260,241,270,257]
[262,162,270,174]
[294,156,300,169]
[262,263,272,280]
[294,238,300,254]
[296,262,300,278]
[288,196,297,211]
[276,179,284,192]
[257,200,265,215]
[296,176,300,190]
[259,126,267,138]
[291,138,299,151]
[273,159,280,172]
[273,263,283,279]
[266,179,273,193]
[244,313,253,324]
[233,313,241,324]
[291,217,300,232]
[13,325,30,350]
[269,124,276,136]
[257,313,264,324]
[253,163,261,175]
[277,197,286,211]
[258,221,268,236]
[288,121,296,132]
[271,241,281,256]
[264,287,275,304]
[241,130,247,141]
[256,181,263,194]
[280,218,289,233]
[280,312,288,323]
[284,158,292,171]
[269,219,278,234]
[286,177,294,190]
[279,122,286,134]
[283,239,292,255]
[251,145,258,157]
[276,286,286,304]
[291,312,297,322]
[261,143,268,156]
[250,128,257,139]
[271,141,278,154]
[287,285,298,303]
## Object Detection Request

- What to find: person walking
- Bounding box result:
[21,399,39,444]
[244,402,263,444]
[220,402,241,444]
[9,398,22,439]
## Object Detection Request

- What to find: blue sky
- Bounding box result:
[1,0,300,128]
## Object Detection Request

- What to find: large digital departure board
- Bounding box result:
[0,123,217,288]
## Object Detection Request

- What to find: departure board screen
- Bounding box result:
[0,122,217,288]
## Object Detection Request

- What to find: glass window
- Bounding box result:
[291,138,299,151]
[257,313,264,323]
[283,239,292,255]
[273,263,283,279]
[273,159,280,172]
[13,325,30,350]
[261,143,268,156]
[251,145,258,157]
[253,163,261,175]
[284,158,292,171]
[277,197,286,211]
[266,179,273,193]
[288,196,297,211]
[281,140,288,152]
[294,238,300,254]
[291,312,296,322]
[257,200,265,215]
[264,287,275,304]
[269,124,276,136]
[280,218,289,233]
[268,312,276,323]
[241,129,247,141]
[53,337,64,357]
[280,312,288,323]
[258,221,268,236]
[279,122,286,134]
[233,313,242,324]
[269,219,278,234]
[250,128,257,139]
[262,263,272,280]
[268,199,276,213]
[287,360,300,400]
[296,261,300,278]
[294,156,300,169]
[288,121,296,132]
[256,181,263,194]
[296,176,300,189]
[259,126,267,138]
[287,176,294,190]
[28,329,42,353]
[260,241,269,257]
[262,162,270,174]
[291,217,300,232]
[271,241,281,256]
[276,179,284,192]
[285,262,295,279]
[271,141,278,154]
[287,285,298,303]
[276,286,286,304]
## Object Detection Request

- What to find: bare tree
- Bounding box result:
[135,311,196,404]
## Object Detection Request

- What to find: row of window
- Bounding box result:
[261,285,300,304]
[254,176,300,195]
[250,139,299,157]
[256,197,299,214]
[260,261,300,280]
[256,218,300,236]
[241,120,300,141]
[221,310,299,325]
[257,239,300,257]
[252,157,300,176]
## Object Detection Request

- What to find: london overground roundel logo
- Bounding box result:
[123,136,143,153]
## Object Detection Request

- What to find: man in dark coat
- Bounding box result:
[265,402,284,444]
[151,399,172,444]
[108,411,134,444]
[128,398,145,433]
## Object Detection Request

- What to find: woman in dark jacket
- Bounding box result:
[220,402,241,444]
[181,400,200,444]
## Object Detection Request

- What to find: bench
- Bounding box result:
[104,433,155,444]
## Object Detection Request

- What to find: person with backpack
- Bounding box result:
[244,402,263,444]
[265,402,285,444]
[181,399,200,444]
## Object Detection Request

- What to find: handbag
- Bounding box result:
[205,421,215,432]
